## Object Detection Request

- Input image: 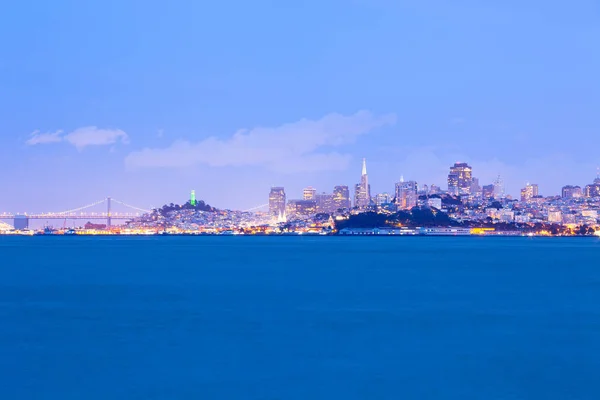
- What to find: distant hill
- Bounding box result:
[336,207,459,230]
[156,200,216,216]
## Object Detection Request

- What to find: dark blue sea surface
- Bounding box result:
[1,236,600,399]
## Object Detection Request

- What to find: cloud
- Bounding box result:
[26,130,64,145]
[125,110,396,172]
[64,126,129,150]
[25,127,129,150]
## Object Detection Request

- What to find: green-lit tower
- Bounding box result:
[190,190,197,206]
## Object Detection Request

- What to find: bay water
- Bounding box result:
[1,236,599,399]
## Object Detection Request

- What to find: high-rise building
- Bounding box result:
[395,178,418,210]
[286,199,317,218]
[561,185,582,199]
[303,186,317,200]
[268,187,286,219]
[315,193,335,214]
[375,193,391,206]
[482,184,494,199]
[354,158,371,208]
[429,184,441,195]
[447,162,473,195]
[520,183,539,202]
[585,183,600,198]
[585,172,600,198]
[493,175,505,199]
[333,185,351,210]
[470,177,481,197]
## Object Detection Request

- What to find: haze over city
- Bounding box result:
[2,1,599,213]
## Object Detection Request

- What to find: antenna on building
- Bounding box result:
[361,158,367,176]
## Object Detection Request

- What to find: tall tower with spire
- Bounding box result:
[354,158,371,208]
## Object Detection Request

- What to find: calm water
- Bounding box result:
[1,236,600,399]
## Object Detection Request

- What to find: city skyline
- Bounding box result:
[2,1,599,212]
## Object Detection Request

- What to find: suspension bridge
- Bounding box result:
[0,197,151,229]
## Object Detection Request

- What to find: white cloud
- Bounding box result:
[125,110,396,172]
[25,127,129,150]
[64,126,129,150]
[26,130,64,145]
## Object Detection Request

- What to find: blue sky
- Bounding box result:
[1,0,599,213]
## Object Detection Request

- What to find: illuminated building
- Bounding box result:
[561,185,582,199]
[427,197,442,210]
[268,187,286,219]
[286,199,317,217]
[482,184,494,199]
[354,158,371,208]
[493,175,505,199]
[470,177,481,197]
[447,163,473,195]
[584,173,600,198]
[520,183,539,202]
[548,210,563,224]
[395,178,418,210]
[303,186,316,200]
[190,190,197,206]
[429,184,441,194]
[375,193,391,206]
[333,185,351,210]
[315,193,335,214]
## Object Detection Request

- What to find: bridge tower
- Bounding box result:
[107,197,112,228]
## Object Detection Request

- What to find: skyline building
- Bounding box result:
[354,158,371,208]
[286,199,317,218]
[375,193,391,206]
[315,193,335,214]
[303,186,316,200]
[482,184,495,199]
[470,177,481,197]
[493,175,505,199]
[268,187,286,219]
[447,162,473,195]
[333,185,351,210]
[562,185,582,199]
[520,183,539,202]
[395,178,418,210]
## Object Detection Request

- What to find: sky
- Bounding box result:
[1,0,599,213]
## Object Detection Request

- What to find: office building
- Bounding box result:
[286,199,317,217]
[447,162,473,195]
[395,179,418,210]
[333,185,351,210]
[561,185,582,199]
[375,193,391,206]
[303,186,316,200]
[482,184,494,199]
[354,158,371,208]
[315,193,335,214]
[493,175,505,199]
[268,187,286,219]
[520,183,539,202]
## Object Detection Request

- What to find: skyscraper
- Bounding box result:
[354,158,371,208]
[315,193,335,214]
[303,186,316,200]
[562,185,582,199]
[447,162,473,195]
[395,178,418,210]
[493,175,505,199]
[333,185,351,210]
[268,187,286,219]
[520,183,539,202]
